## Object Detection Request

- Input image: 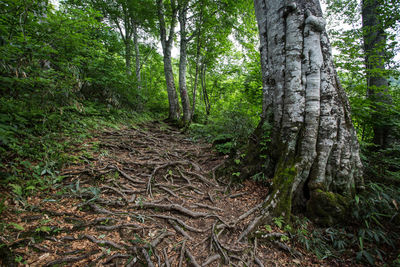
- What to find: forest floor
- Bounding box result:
[0,122,353,266]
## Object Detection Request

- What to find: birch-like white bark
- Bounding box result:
[253,0,363,221]
[178,1,192,123]
[157,0,180,120]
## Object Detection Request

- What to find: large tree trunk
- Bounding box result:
[157,0,180,121]
[362,0,394,149]
[252,0,363,225]
[178,2,192,124]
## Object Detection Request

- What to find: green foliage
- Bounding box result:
[189,102,258,154]
[292,180,400,264]
[362,143,400,183]
[273,216,284,229]
[0,0,164,199]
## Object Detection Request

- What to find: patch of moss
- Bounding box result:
[270,164,298,221]
[306,189,351,226]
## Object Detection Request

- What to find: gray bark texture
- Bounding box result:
[362,0,394,148]
[178,1,192,123]
[253,0,363,224]
[157,0,180,121]
[125,41,132,76]
[190,9,203,121]
[133,24,141,89]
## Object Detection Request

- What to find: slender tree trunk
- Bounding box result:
[133,23,141,89]
[362,0,393,148]
[164,49,180,120]
[125,40,132,76]
[157,0,180,121]
[201,63,210,115]
[191,40,201,119]
[178,2,191,124]
[191,10,203,121]
[250,0,363,225]
[254,0,269,119]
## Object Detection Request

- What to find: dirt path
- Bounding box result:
[1,122,328,266]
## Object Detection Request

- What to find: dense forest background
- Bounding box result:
[1,0,400,265]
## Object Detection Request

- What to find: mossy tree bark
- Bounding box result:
[253,0,364,224]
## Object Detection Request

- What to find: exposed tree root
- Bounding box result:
[2,122,309,267]
[237,215,263,243]
[163,247,171,267]
[168,219,193,240]
[184,170,217,186]
[43,250,100,267]
[142,247,155,267]
[129,202,210,218]
[100,185,129,202]
[191,203,223,212]
[185,247,201,267]
[109,165,146,184]
[178,240,186,267]
[202,254,221,266]
[151,214,207,233]
[96,223,143,231]
[149,231,174,247]
[273,241,302,258]
[104,253,130,264]
[83,234,125,250]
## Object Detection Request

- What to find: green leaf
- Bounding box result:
[10,184,23,196]
[9,222,25,231]
[36,226,51,233]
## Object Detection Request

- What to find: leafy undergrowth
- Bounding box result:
[189,105,259,155]
[0,121,354,267]
[0,101,155,198]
